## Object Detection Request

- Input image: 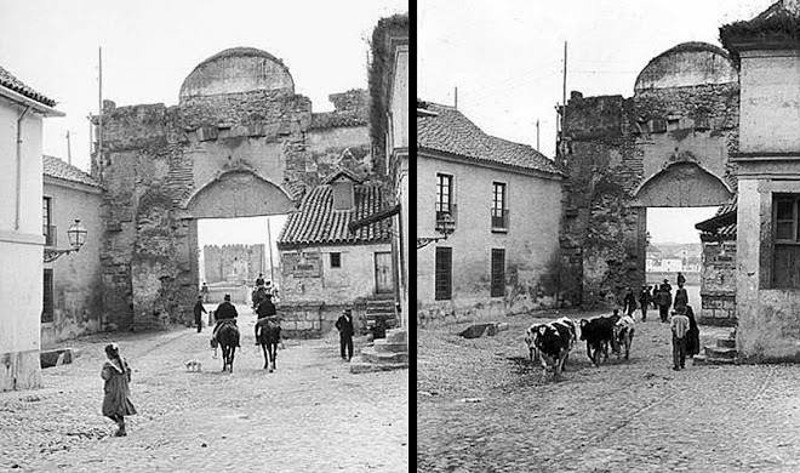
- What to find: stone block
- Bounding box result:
[298,320,312,330]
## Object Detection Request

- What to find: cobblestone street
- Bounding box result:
[418,311,800,472]
[0,307,408,472]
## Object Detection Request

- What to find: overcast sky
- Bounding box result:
[420,0,773,243]
[0,0,406,173]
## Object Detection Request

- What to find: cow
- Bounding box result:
[524,324,542,362]
[579,311,621,366]
[533,318,577,379]
[612,314,635,360]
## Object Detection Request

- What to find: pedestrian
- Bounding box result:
[656,284,672,323]
[193,295,207,333]
[101,343,137,437]
[674,282,688,314]
[650,285,659,309]
[255,273,265,287]
[670,309,690,371]
[200,282,209,303]
[677,271,686,287]
[684,305,701,358]
[623,287,637,317]
[335,308,355,361]
[639,285,651,321]
[211,294,239,347]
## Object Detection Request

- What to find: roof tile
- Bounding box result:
[0,65,56,107]
[43,155,102,189]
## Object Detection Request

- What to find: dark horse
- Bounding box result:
[217,321,240,373]
[255,317,281,372]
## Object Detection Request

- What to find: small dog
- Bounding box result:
[185,360,202,372]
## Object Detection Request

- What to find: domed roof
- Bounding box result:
[634,42,737,92]
[179,47,294,102]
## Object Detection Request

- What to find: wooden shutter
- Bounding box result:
[42,269,54,323]
[491,249,505,297]
[435,247,452,300]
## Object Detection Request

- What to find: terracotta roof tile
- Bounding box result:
[0,65,56,107]
[277,182,391,248]
[43,155,102,189]
[417,102,563,175]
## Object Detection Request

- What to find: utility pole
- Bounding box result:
[98,46,103,174]
[66,131,72,165]
[536,120,540,151]
[454,86,458,109]
[266,217,275,283]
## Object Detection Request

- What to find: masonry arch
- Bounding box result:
[630,160,733,208]
[185,169,296,219]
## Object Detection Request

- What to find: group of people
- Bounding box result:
[620,272,700,371]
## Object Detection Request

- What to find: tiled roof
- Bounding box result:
[277,182,391,248]
[417,102,563,176]
[43,155,102,189]
[0,65,56,107]
[696,198,736,239]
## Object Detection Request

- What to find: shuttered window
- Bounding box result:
[42,269,54,323]
[491,249,505,297]
[434,247,452,300]
[774,195,800,288]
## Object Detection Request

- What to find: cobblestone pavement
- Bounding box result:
[0,306,408,472]
[418,310,800,473]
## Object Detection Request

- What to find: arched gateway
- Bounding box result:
[557,41,739,307]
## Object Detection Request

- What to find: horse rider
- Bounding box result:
[264,280,279,303]
[212,294,240,347]
[256,293,277,320]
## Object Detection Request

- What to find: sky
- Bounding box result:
[0,0,407,173]
[420,0,774,243]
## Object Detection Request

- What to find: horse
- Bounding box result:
[255,317,281,372]
[216,321,240,373]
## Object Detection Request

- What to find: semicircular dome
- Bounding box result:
[634,42,737,92]
[179,47,294,101]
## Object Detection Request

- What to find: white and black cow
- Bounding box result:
[612,314,635,360]
[579,311,621,366]
[533,318,577,379]
[524,323,543,362]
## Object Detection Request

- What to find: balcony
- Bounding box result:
[43,225,57,247]
[491,209,509,232]
[435,204,457,233]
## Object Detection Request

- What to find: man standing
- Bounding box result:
[674,282,689,314]
[656,283,672,323]
[638,285,651,321]
[335,309,355,361]
[255,273,265,287]
[677,271,686,287]
[670,309,691,371]
[200,282,209,303]
[193,296,207,333]
[623,287,637,317]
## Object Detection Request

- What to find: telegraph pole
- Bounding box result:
[454,86,458,109]
[66,131,72,165]
[98,46,103,173]
[536,120,540,151]
[267,217,275,283]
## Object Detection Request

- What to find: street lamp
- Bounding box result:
[44,219,88,263]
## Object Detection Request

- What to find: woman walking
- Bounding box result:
[101,343,137,437]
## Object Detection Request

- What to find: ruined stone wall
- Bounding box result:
[95,88,369,330]
[203,244,265,284]
[699,239,737,326]
[559,84,739,308]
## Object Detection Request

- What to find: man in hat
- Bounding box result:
[335,309,355,361]
[211,294,239,346]
[256,293,276,320]
[193,295,207,333]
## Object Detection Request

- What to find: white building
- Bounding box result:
[0,65,63,391]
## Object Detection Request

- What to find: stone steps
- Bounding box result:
[373,339,407,354]
[692,354,736,365]
[693,330,738,366]
[705,346,737,359]
[359,346,408,364]
[349,328,408,374]
[717,338,736,349]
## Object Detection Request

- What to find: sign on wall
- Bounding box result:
[282,251,322,278]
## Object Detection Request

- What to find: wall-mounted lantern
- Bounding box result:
[44,219,88,263]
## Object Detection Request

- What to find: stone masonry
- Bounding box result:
[92,48,372,331]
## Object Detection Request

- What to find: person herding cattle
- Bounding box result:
[622,287,637,317]
[670,309,691,371]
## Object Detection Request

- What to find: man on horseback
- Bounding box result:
[212,294,240,347]
[255,293,281,371]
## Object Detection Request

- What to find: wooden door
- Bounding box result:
[374,251,393,294]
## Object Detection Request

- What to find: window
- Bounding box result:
[436,173,454,218]
[434,247,452,300]
[491,249,505,297]
[773,195,800,288]
[42,269,54,323]
[330,252,341,268]
[43,197,55,247]
[492,182,508,230]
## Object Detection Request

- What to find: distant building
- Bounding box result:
[417,102,564,323]
[0,64,63,391]
[42,155,104,345]
[277,169,394,336]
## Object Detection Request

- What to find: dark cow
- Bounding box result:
[579,311,621,366]
[533,318,577,379]
[612,314,635,360]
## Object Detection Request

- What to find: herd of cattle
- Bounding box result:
[523,311,636,379]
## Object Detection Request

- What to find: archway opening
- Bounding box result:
[645,207,717,312]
